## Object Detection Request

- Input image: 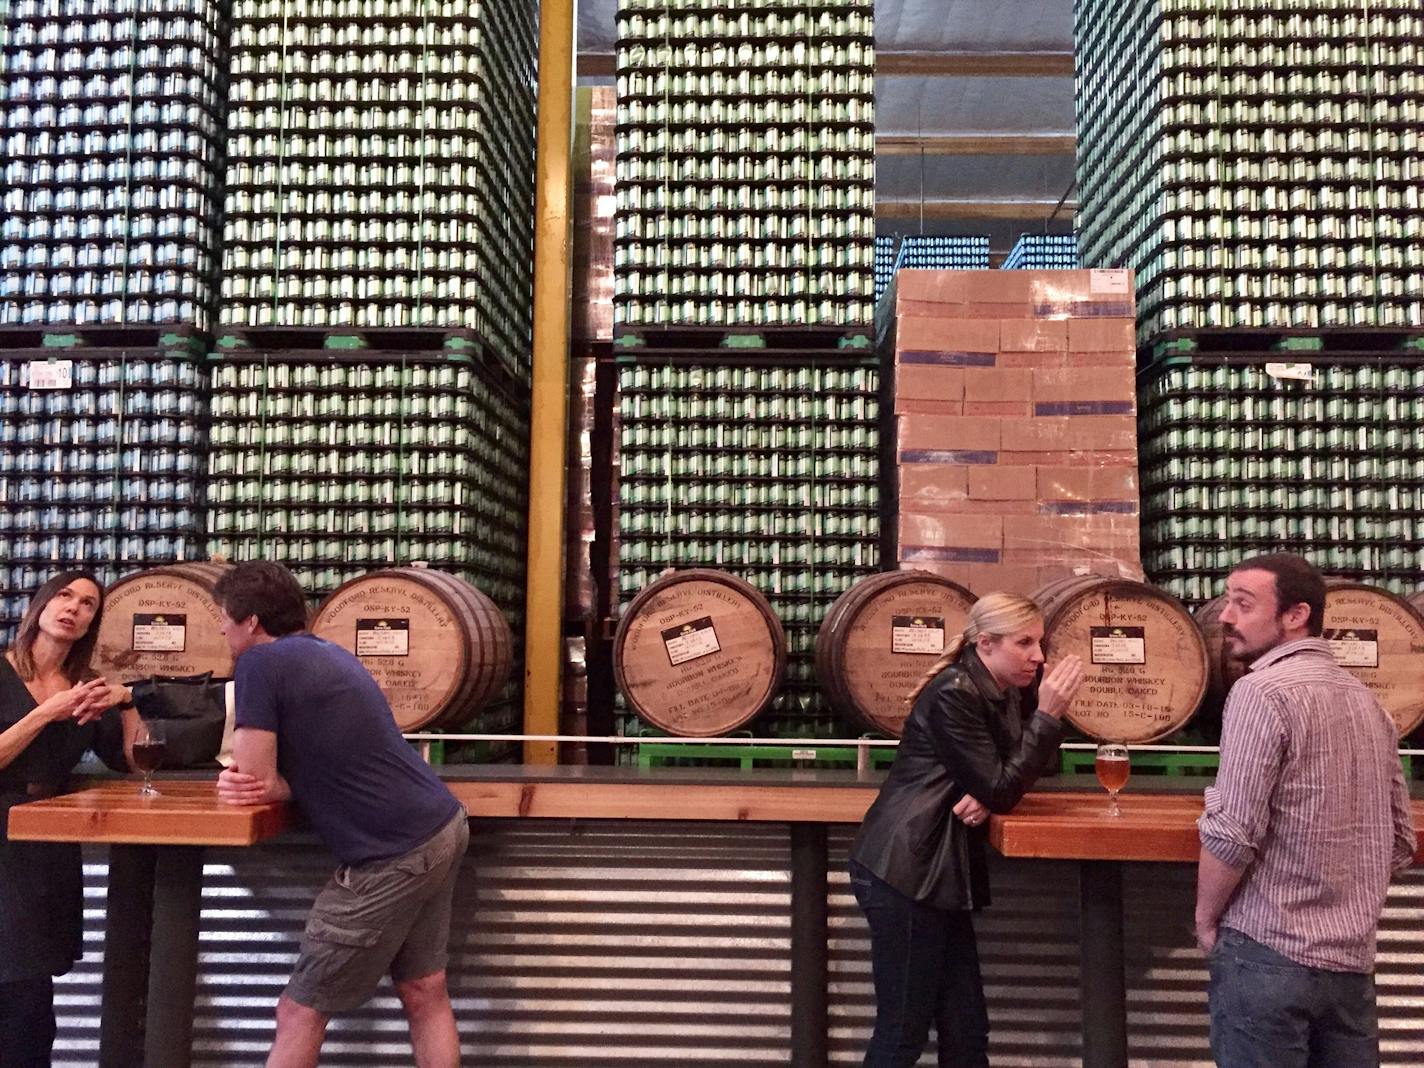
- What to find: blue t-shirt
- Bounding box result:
[234,633,459,867]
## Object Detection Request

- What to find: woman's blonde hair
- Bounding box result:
[906,592,1042,704]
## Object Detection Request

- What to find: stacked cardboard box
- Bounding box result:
[887,269,1144,595]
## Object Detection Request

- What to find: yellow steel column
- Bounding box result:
[522,0,576,764]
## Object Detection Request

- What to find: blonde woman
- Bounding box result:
[848,592,1084,1067]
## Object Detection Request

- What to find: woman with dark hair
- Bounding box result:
[849,592,1085,1067]
[0,571,138,1066]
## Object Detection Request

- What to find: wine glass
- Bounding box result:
[132,720,167,798]
[1095,742,1129,817]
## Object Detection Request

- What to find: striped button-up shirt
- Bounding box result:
[1198,638,1415,972]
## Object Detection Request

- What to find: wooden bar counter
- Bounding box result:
[9,771,1424,1068]
[7,779,291,844]
[9,781,290,1068]
[987,789,1424,1068]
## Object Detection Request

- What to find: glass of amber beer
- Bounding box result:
[1095,742,1129,817]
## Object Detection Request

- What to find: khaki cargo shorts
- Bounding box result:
[286,808,469,1014]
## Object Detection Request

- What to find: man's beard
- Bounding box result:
[1224,621,1286,662]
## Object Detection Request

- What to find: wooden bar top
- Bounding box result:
[990,791,1424,864]
[447,778,879,823]
[9,775,1424,863]
[6,781,291,846]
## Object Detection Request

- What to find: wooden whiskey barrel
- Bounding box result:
[1034,576,1208,744]
[614,569,785,737]
[816,570,977,737]
[94,562,234,682]
[312,568,513,731]
[1200,580,1424,738]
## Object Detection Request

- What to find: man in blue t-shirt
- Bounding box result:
[215,562,468,1068]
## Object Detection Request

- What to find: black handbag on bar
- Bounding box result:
[129,672,229,769]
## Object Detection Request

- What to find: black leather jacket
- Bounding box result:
[849,646,1064,910]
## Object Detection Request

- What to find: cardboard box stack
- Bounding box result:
[887,268,1145,595]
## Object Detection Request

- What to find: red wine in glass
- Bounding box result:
[133,722,166,797]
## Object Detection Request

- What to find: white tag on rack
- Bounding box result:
[27,360,74,390]
[1264,362,1315,382]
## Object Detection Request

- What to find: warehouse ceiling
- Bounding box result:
[576,0,1078,256]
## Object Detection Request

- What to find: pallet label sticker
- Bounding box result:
[890,615,946,655]
[1089,269,1130,296]
[356,618,411,657]
[1090,625,1147,666]
[662,616,721,667]
[26,361,74,390]
[1325,628,1379,670]
[1265,362,1315,382]
[132,613,187,654]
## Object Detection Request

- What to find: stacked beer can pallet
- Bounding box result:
[873,235,897,304]
[612,341,882,742]
[612,0,876,329]
[610,0,880,745]
[0,0,226,639]
[0,0,230,331]
[891,235,990,273]
[1003,233,1080,270]
[219,0,536,379]
[1138,343,1424,606]
[0,328,209,642]
[1077,0,1424,605]
[1077,0,1423,341]
[205,341,529,735]
[208,0,537,736]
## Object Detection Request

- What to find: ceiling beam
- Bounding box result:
[877,198,1079,221]
[877,134,1075,156]
[577,50,1074,79]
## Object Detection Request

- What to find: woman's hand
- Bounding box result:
[953,793,989,829]
[32,678,110,725]
[73,681,133,725]
[1036,655,1085,719]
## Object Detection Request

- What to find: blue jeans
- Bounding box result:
[849,861,989,1068]
[1208,927,1379,1068]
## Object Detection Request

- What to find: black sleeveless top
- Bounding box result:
[0,657,124,982]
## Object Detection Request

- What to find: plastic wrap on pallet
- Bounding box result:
[573,87,617,343]
[885,269,1144,596]
[564,355,597,621]
[561,635,590,765]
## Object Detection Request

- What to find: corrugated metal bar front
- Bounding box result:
[1124,861,1424,1068]
[829,829,1084,1067]
[52,824,1424,1067]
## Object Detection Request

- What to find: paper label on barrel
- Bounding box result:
[1325,628,1379,669]
[131,613,186,653]
[27,360,73,390]
[891,615,945,654]
[356,618,411,657]
[661,616,720,666]
[1090,626,1146,665]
